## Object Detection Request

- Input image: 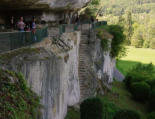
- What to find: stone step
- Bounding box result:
[80,45,88,47]
[80,49,87,51]
[79,69,86,71]
[79,50,87,53]
[80,44,88,46]
[79,59,85,62]
[79,68,86,70]
[80,46,88,48]
[79,74,88,77]
[79,57,86,59]
[79,51,87,53]
[79,53,87,56]
[79,60,86,65]
[79,75,89,78]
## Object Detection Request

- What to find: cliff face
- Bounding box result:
[0,0,90,10]
[0,29,115,119]
[0,32,81,119]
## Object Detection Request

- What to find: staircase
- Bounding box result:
[79,30,92,100]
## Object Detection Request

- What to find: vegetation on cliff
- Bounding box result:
[0,69,41,119]
[97,25,126,58]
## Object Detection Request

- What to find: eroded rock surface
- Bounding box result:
[0,0,90,10]
[0,27,115,119]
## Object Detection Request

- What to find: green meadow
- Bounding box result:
[116,46,155,75]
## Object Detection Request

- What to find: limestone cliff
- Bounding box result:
[0,0,90,10]
[0,29,115,119]
[0,0,90,22]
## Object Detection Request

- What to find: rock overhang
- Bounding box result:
[0,0,90,11]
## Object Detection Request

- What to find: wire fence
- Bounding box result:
[59,21,107,34]
[0,21,106,53]
[0,27,48,53]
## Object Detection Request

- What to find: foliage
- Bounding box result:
[150,39,155,49]
[124,63,155,90]
[113,109,141,119]
[148,89,155,111]
[130,82,151,101]
[131,26,144,48]
[147,111,155,119]
[80,0,100,20]
[65,107,80,119]
[80,97,103,119]
[91,0,100,5]
[123,62,155,111]
[107,25,126,58]
[124,11,133,45]
[97,25,126,58]
[0,69,41,119]
[99,97,120,119]
[98,0,155,49]
[100,81,147,119]
[97,29,109,51]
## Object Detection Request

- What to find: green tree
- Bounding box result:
[80,0,101,20]
[124,11,133,45]
[131,25,144,48]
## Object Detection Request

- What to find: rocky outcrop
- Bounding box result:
[0,0,90,22]
[0,0,90,10]
[0,26,115,119]
[0,32,81,119]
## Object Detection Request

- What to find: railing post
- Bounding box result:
[9,33,12,50]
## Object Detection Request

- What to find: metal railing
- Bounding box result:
[59,21,107,34]
[0,27,48,53]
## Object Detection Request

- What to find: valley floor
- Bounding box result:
[116,46,155,75]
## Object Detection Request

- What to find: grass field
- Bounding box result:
[100,81,147,119]
[116,46,155,75]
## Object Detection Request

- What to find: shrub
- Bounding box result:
[0,69,41,119]
[150,39,155,49]
[104,25,126,58]
[124,63,155,90]
[96,25,126,58]
[147,111,155,119]
[97,29,109,51]
[148,89,155,111]
[131,82,151,101]
[80,98,103,119]
[147,79,155,89]
[65,107,80,119]
[101,98,120,119]
[113,109,141,119]
[124,74,142,91]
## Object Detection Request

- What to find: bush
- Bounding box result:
[147,111,155,119]
[80,98,103,119]
[124,63,155,90]
[148,89,155,111]
[97,25,126,58]
[131,82,151,101]
[150,39,155,49]
[0,69,41,119]
[113,109,141,119]
[147,79,155,90]
[65,107,80,119]
[101,98,120,119]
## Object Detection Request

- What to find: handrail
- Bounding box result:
[59,20,107,34]
[0,27,48,53]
